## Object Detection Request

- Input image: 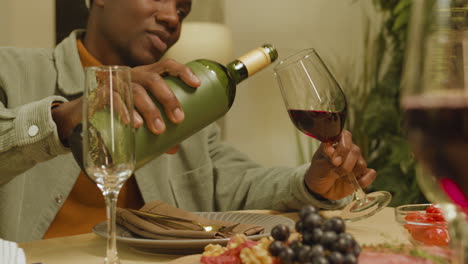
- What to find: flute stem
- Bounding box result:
[103,188,121,264]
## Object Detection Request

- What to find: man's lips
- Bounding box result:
[147,32,168,53]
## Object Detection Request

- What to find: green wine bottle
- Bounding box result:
[70,44,278,169]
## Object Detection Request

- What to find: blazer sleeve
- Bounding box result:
[206,124,351,212]
[0,95,70,185]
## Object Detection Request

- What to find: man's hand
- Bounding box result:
[52,59,200,154]
[304,130,377,201]
[130,58,201,134]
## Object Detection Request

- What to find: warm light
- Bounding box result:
[163,22,234,65]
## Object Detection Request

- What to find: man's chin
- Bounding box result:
[126,53,161,67]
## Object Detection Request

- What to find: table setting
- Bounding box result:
[15,0,468,263]
[92,200,293,255]
[20,206,414,264]
[19,203,456,264]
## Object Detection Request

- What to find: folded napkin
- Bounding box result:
[116,200,265,240]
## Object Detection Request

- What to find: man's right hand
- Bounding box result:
[52,59,201,152]
[130,58,201,134]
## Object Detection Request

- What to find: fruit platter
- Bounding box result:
[171,204,453,264]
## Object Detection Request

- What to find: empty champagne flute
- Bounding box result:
[83,66,135,264]
[274,48,392,221]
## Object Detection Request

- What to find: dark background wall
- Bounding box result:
[55,0,88,44]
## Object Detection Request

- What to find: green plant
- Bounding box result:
[348,0,427,206]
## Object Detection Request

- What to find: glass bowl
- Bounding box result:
[395,204,449,247]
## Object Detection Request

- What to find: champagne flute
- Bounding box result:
[402,0,468,260]
[274,49,392,222]
[83,66,135,264]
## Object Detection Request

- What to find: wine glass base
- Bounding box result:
[340,191,392,222]
[104,259,121,264]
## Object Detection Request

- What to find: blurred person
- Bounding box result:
[0,0,376,242]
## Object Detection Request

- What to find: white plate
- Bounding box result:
[92,212,295,254]
[0,239,26,264]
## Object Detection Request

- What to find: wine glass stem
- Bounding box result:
[347,172,368,204]
[104,189,121,264]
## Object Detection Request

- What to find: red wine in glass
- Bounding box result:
[287,109,346,144]
[275,48,391,222]
[401,0,468,260]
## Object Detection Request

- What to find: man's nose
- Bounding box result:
[156,4,179,30]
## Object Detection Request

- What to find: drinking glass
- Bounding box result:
[401,0,468,261]
[83,66,135,264]
[274,49,392,222]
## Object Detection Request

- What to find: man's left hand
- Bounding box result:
[304,130,377,201]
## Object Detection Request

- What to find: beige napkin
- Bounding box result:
[116,200,265,240]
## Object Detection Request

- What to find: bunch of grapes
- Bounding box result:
[268,205,361,264]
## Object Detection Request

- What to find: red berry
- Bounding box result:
[405,212,429,223]
[426,204,442,214]
[422,227,449,246]
[427,213,445,222]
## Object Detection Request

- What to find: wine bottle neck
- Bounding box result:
[226,60,248,84]
[226,44,278,84]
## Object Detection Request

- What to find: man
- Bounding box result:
[0,0,376,242]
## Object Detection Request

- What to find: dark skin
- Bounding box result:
[306,130,376,200]
[52,0,376,201]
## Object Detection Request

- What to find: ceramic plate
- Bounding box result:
[0,239,25,264]
[92,212,295,254]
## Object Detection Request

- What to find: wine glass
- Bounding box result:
[274,48,392,222]
[401,0,468,260]
[83,66,135,264]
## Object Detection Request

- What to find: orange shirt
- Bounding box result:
[43,39,145,239]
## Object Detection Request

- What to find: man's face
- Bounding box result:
[97,0,192,66]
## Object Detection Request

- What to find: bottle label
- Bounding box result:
[238,47,272,77]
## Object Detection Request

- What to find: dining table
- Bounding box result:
[19,207,408,264]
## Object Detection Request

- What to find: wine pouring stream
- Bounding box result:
[274,49,392,222]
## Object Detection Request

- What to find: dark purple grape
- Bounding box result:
[323,217,345,233]
[279,247,295,264]
[320,231,338,249]
[303,213,323,231]
[308,244,325,259]
[333,236,353,253]
[327,251,344,264]
[268,240,286,257]
[300,205,319,220]
[352,242,361,257]
[302,228,323,245]
[289,240,303,257]
[338,233,355,243]
[295,220,304,233]
[297,245,312,262]
[271,224,290,241]
[343,253,358,264]
[311,255,329,264]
